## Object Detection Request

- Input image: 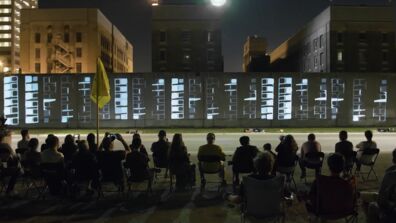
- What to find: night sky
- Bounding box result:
[40,0,396,72]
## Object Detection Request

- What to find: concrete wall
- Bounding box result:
[1,73,396,128]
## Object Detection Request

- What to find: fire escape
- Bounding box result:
[49,34,73,73]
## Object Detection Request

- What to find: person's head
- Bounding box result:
[263,143,271,151]
[283,135,297,148]
[279,135,285,142]
[102,137,114,151]
[21,129,29,139]
[339,130,348,141]
[0,130,12,145]
[64,134,75,145]
[46,135,59,150]
[87,133,95,144]
[206,133,215,144]
[171,133,184,148]
[239,136,250,146]
[308,133,316,142]
[77,140,89,152]
[158,130,166,140]
[28,138,39,151]
[327,153,345,176]
[131,138,142,151]
[45,134,54,144]
[365,130,373,141]
[254,152,274,176]
[133,133,141,140]
[392,149,396,164]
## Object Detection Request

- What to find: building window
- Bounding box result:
[183,52,191,63]
[313,39,318,51]
[207,49,214,63]
[319,35,323,48]
[159,31,166,43]
[359,32,366,43]
[76,48,82,58]
[207,31,213,42]
[358,50,367,64]
[314,56,318,68]
[181,30,191,43]
[76,63,82,73]
[34,63,40,73]
[35,48,40,59]
[34,33,40,43]
[76,32,82,42]
[159,49,166,61]
[382,51,388,63]
[382,33,388,44]
[320,52,324,66]
[337,50,343,63]
[47,33,52,43]
[337,32,343,43]
[64,33,70,43]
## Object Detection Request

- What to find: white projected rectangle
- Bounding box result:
[278,77,292,120]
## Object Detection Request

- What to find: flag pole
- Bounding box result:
[96,60,100,147]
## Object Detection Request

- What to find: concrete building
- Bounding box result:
[20,8,133,74]
[270,5,396,73]
[0,0,37,74]
[243,36,270,72]
[151,0,223,72]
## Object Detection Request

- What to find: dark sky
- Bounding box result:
[40,0,395,72]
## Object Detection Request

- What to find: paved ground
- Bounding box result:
[2,132,395,223]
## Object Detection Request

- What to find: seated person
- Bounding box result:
[97,133,130,189]
[263,143,277,176]
[231,136,259,185]
[125,138,153,187]
[131,133,148,156]
[21,138,41,173]
[0,130,21,196]
[227,152,275,204]
[304,153,355,215]
[72,140,99,190]
[59,134,78,165]
[198,133,226,185]
[299,133,322,178]
[40,134,55,152]
[87,133,98,155]
[355,130,377,172]
[275,135,298,168]
[151,130,170,168]
[16,129,30,155]
[335,130,354,160]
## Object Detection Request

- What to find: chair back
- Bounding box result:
[304,152,325,169]
[243,175,285,218]
[315,175,356,218]
[199,155,222,173]
[359,148,380,166]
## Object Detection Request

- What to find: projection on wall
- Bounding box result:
[331,78,345,120]
[243,78,257,119]
[278,77,292,120]
[188,78,201,119]
[261,78,274,120]
[171,78,184,120]
[206,78,220,120]
[296,78,308,120]
[314,78,327,120]
[132,78,146,120]
[152,78,165,120]
[4,76,19,125]
[373,80,387,121]
[224,78,237,119]
[25,76,39,124]
[43,76,57,124]
[114,78,128,120]
[353,79,367,122]
[78,76,92,123]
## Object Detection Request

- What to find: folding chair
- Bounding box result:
[355,148,380,182]
[198,155,225,192]
[308,175,358,223]
[123,163,154,198]
[277,158,298,192]
[342,150,355,176]
[241,175,286,223]
[152,156,169,184]
[21,161,44,198]
[39,162,67,200]
[301,152,325,184]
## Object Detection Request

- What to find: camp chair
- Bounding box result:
[355,148,380,182]
[123,162,153,198]
[39,162,67,200]
[241,175,286,223]
[277,156,298,192]
[302,152,325,184]
[198,155,225,192]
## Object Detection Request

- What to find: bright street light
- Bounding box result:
[210,0,226,7]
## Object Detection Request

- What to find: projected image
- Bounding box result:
[3,76,19,125]
[60,76,74,123]
[188,78,201,119]
[243,78,257,119]
[25,76,39,124]
[171,78,184,120]
[261,78,274,120]
[295,78,308,120]
[78,76,92,123]
[43,76,57,124]
[353,79,367,122]
[331,78,345,120]
[114,78,128,120]
[152,78,165,120]
[206,78,220,120]
[224,78,237,119]
[314,78,327,119]
[373,80,387,121]
[132,78,146,120]
[278,77,292,120]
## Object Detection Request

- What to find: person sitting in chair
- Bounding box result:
[299,133,322,178]
[232,136,259,185]
[0,130,21,196]
[16,129,30,155]
[151,130,170,169]
[72,140,99,192]
[355,130,377,172]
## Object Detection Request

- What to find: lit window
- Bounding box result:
[0,33,11,38]
[0,25,11,30]
[0,16,11,22]
[0,8,11,13]
[337,51,343,62]
[0,0,12,5]
[0,42,11,47]
[207,31,213,42]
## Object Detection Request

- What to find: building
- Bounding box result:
[20,8,133,74]
[38,0,101,8]
[0,0,37,74]
[270,5,396,73]
[243,36,270,72]
[151,0,224,72]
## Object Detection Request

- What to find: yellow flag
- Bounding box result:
[90,58,111,109]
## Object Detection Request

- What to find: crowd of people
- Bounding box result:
[0,129,395,222]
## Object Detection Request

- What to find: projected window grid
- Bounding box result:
[132,78,146,120]
[314,78,327,119]
[261,78,274,120]
[373,80,387,121]
[278,77,292,120]
[152,78,165,120]
[188,78,201,119]
[25,76,39,124]
[171,78,184,120]
[114,78,128,120]
[60,76,74,123]
[353,79,367,122]
[243,78,257,119]
[3,76,19,125]
[224,78,238,119]
[206,78,220,120]
[331,79,345,120]
[295,79,308,120]
[77,77,91,123]
[43,77,57,123]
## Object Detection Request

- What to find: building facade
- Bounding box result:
[0,0,37,74]
[151,1,223,72]
[243,36,270,72]
[270,5,396,73]
[20,8,133,74]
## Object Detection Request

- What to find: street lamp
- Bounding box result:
[210,0,226,7]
